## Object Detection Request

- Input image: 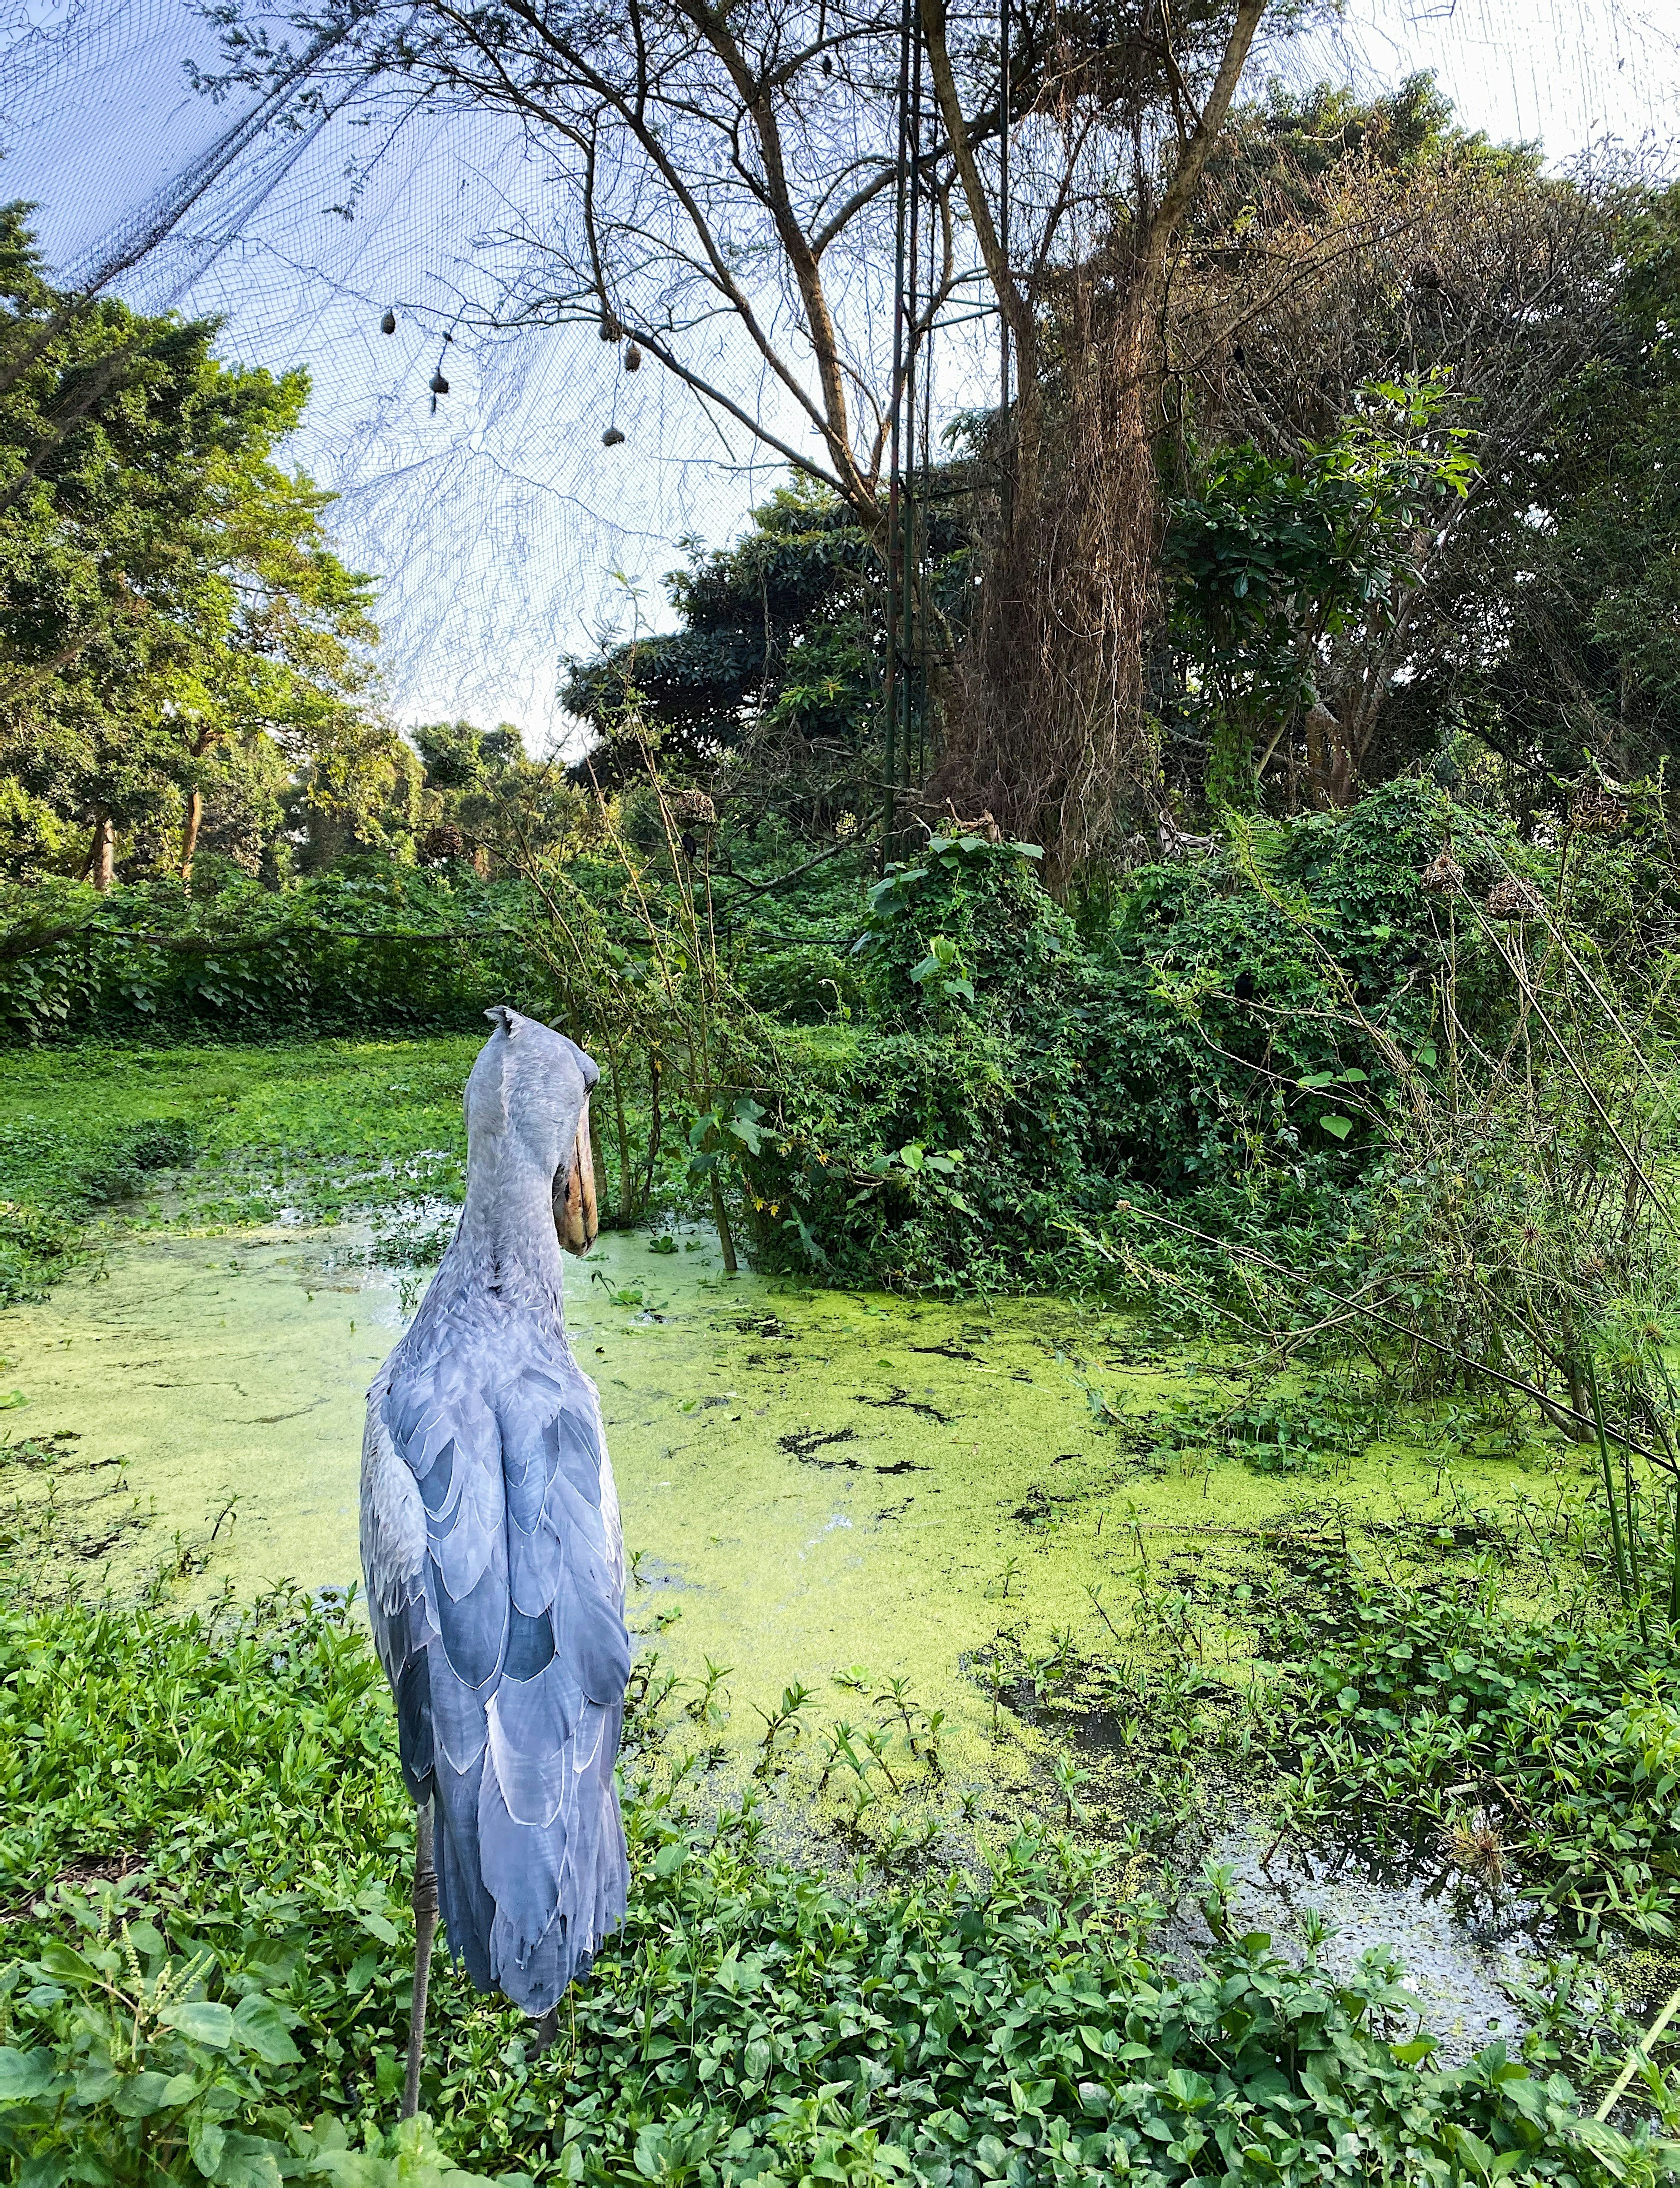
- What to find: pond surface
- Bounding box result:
[2,1216,1554,2053]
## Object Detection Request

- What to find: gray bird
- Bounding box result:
[360,1006,630,2116]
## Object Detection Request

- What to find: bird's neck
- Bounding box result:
[452,1135,566,1314]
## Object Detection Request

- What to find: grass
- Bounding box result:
[0,1036,482,1300]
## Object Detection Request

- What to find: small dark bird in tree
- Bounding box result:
[681,830,698,862]
[1233,968,1257,1002]
[381,308,397,334]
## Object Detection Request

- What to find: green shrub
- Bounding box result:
[739,785,1482,1287]
[0,873,543,1045]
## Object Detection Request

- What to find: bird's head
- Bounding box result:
[468,1005,601,1254]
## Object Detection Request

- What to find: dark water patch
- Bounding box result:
[856,1386,951,1425]
[778,1425,859,1466]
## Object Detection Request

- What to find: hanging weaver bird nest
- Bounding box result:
[602,426,625,447]
[380,307,397,334]
[599,310,624,342]
[1421,848,1464,893]
[1486,875,1544,920]
[624,342,643,372]
[1571,785,1628,832]
[421,823,467,864]
[670,789,717,827]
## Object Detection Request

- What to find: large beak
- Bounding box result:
[555,1098,599,1255]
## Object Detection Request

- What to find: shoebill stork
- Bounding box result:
[360,1006,630,2116]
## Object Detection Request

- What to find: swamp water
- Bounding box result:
[1,1219,1553,2057]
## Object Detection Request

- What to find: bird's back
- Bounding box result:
[361,1288,631,2015]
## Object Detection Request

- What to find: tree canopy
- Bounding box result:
[0,206,390,885]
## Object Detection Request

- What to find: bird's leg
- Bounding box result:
[532,2005,560,2057]
[401,1796,439,2122]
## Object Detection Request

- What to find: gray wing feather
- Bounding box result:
[364,1346,629,2017]
[359,1370,436,1804]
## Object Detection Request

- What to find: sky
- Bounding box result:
[2,0,1677,751]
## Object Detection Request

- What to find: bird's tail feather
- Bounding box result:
[433,1752,496,1996]
[478,1701,629,2017]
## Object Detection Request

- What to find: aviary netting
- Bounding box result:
[1,0,1676,864]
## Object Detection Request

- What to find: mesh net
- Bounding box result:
[0,0,1674,747]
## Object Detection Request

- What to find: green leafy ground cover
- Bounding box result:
[1253,1550,1680,1946]
[1,1583,1675,2186]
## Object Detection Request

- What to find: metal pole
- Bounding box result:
[899,3,922,841]
[998,0,1012,534]
[918,204,935,786]
[883,0,914,871]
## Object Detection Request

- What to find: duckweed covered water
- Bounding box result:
[2,1208,1601,2057]
[2,1221,1569,1683]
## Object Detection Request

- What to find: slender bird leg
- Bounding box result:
[401,1797,438,2122]
[532,2005,560,2057]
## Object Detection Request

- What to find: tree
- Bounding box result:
[561,478,972,830]
[1164,377,1476,811]
[1161,77,1632,804]
[0,206,387,886]
[201,0,1274,870]
[1469,179,1680,789]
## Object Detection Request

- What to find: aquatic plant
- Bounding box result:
[2,1587,1677,2179]
[1253,1546,1680,1945]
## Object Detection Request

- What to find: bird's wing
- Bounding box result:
[359,1365,437,1804]
[479,1359,631,2011]
[372,1346,629,2014]
[371,1347,508,1993]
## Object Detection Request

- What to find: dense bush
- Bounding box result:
[739,782,1508,1287]
[0,872,543,1043]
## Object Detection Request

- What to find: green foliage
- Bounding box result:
[562,485,880,778]
[0,1590,1672,2185]
[1256,1551,1680,1944]
[0,206,388,885]
[0,1924,495,2185]
[0,1195,81,1309]
[559,479,967,805]
[0,872,539,1042]
[0,1030,486,1301]
[1209,71,1541,205]
[741,785,1454,1287]
[1165,379,1477,811]
[404,722,587,880]
[1479,178,1680,780]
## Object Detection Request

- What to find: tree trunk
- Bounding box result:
[180,788,203,884]
[709,1176,738,1275]
[87,812,114,892]
[929,0,1268,873]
